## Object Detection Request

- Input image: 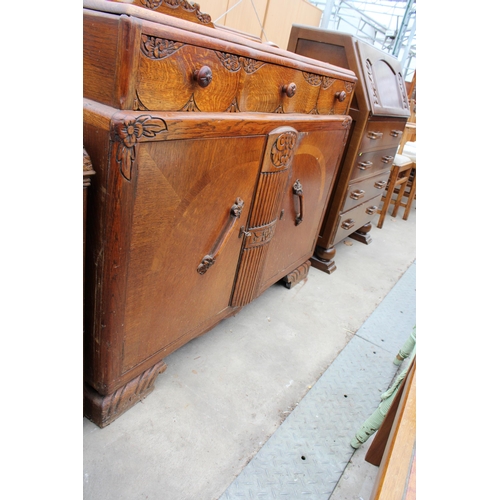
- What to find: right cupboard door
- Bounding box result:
[244,122,350,295]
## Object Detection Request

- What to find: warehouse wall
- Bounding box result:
[201,0,322,49]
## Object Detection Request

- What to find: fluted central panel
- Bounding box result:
[231,127,298,307]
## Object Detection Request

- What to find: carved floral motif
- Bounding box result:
[215,52,265,73]
[179,94,201,112]
[140,35,184,59]
[271,131,297,168]
[140,0,212,24]
[302,72,322,86]
[113,115,168,180]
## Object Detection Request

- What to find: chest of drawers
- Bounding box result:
[287,27,410,273]
[83,0,356,427]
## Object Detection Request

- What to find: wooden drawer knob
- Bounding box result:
[335,90,347,102]
[193,66,213,88]
[282,83,297,98]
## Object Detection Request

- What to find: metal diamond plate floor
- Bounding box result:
[220,261,416,499]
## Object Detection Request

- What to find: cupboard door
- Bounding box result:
[117,136,264,376]
[258,127,347,290]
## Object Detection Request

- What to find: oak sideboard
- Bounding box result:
[83,0,357,427]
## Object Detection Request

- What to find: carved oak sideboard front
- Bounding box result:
[83,0,356,427]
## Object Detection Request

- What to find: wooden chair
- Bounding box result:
[377,154,415,229]
[377,101,416,228]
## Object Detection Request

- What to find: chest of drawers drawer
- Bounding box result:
[358,120,406,153]
[350,147,399,182]
[342,170,391,212]
[333,196,383,246]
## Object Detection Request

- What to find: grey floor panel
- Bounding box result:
[220,262,416,500]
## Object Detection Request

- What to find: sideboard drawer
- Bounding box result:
[358,120,406,153]
[350,147,399,182]
[342,170,391,212]
[333,196,383,246]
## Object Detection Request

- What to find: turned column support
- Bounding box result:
[311,244,337,274]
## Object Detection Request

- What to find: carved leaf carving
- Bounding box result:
[113,115,168,180]
[215,52,265,73]
[140,35,184,59]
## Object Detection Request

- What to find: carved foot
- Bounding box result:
[349,222,373,245]
[310,245,337,274]
[84,360,167,428]
[281,260,311,289]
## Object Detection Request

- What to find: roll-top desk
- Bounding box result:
[83,0,357,427]
[288,27,410,273]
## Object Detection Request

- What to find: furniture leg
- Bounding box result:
[402,170,417,220]
[350,367,408,449]
[281,260,312,289]
[349,222,373,244]
[84,360,167,428]
[377,168,399,229]
[391,175,410,218]
[394,325,416,366]
[310,245,337,274]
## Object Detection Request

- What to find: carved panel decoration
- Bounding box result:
[365,59,380,106]
[179,94,201,112]
[215,52,266,74]
[112,114,168,180]
[397,73,410,110]
[137,0,213,25]
[271,131,298,169]
[140,35,184,59]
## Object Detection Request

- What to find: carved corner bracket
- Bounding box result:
[112,114,168,180]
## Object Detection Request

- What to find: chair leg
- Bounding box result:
[403,170,416,220]
[377,167,399,229]
[391,174,410,218]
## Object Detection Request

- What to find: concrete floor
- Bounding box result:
[83,202,416,500]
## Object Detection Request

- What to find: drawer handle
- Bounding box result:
[366,205,378,215]
[381,155,394,164]
[350,189,365,200]
[197,197,244,275]
[193,66,213,88]
[341,219,355,230]
[374,180,387,189]
[390,129,403,137]
[292,179,304,225]
[282,82,297,98]
[335,90,347,102]
[358,161,373,170]
[368,131,383,140]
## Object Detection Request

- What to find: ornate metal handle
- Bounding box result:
[292,179,304,225]
[197,197,244,275]
[193,66,213,88]
[381,155,394,164]
[390,129,403,137]
[335,90,347,102]
[374,180,388,189]
[341,219,355,230]
[282,83,297,98]
[358,161,373,170]
[366,205,378,215]
[350,189,365,200]
[368,131,383,140]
